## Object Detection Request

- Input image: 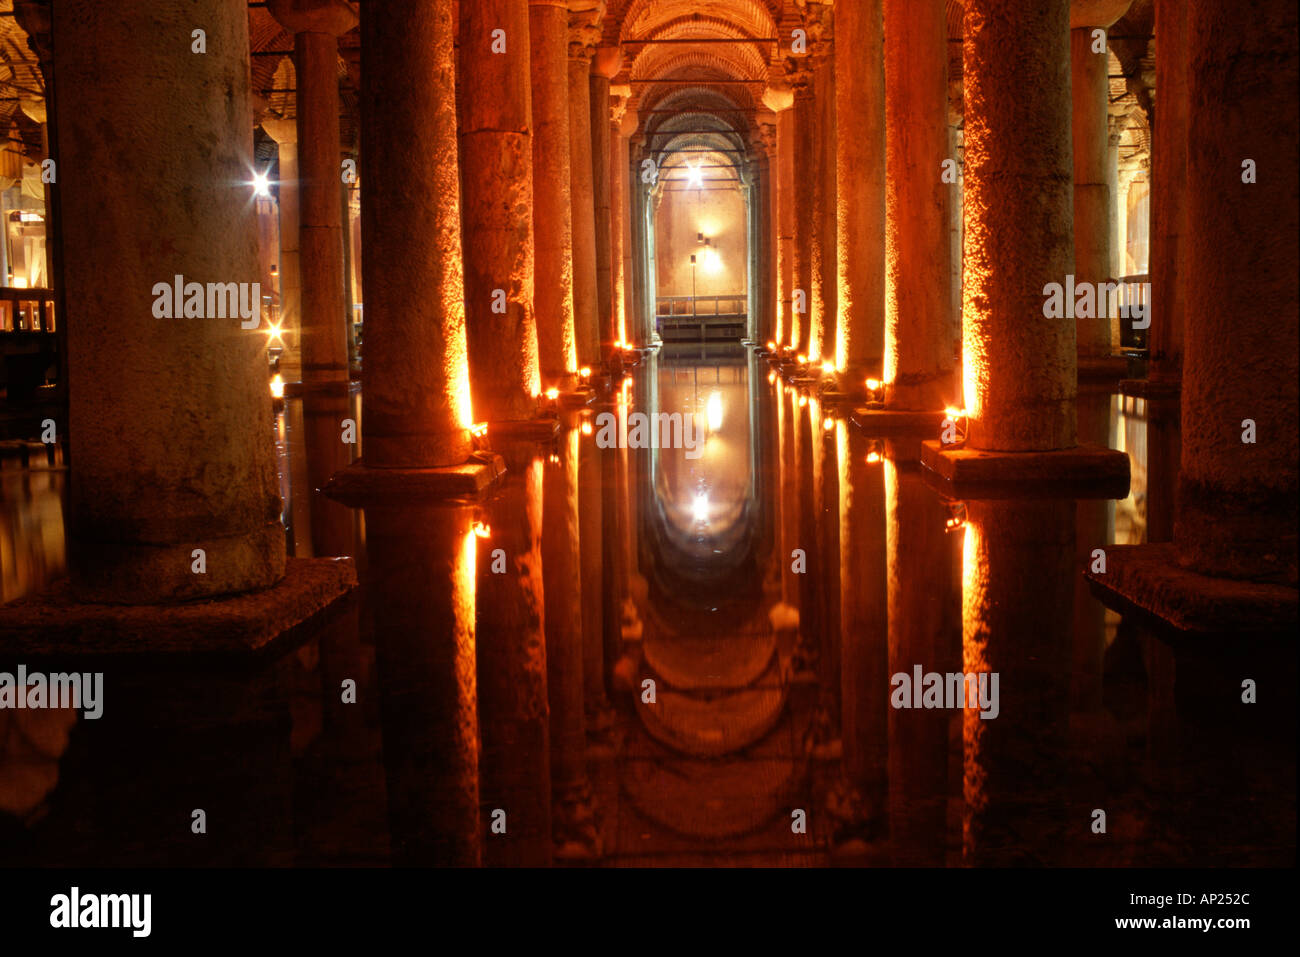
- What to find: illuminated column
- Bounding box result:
[368,504,481,866]
[1070,2,1131,365]
[1176,0,1297,583]
[544,426,599,858]
[568,6,602,367]
[609,86,630,348]
[619,107,639,348]
[459,0,541,423]
[762,83,795,349]
[579,419,610,729]
[1147,0,1188,385]
[883,0,954,409]
[788,66,815,357]
[960,0,1076,451]
[269,0,355,391]
[591,46,622,359]
[807,7,836,366]
[530,0,579,390]
[52,0,285,602]
[757,118,779,347]
[476,443,552,866]
[360,0,473,467]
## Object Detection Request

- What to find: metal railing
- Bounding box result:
[656,294,747,318]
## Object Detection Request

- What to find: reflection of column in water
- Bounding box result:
[794,395,821,671]
[886,450,959,864]
[476,441,551,866]
[818,408,843,716]
[301,390,358,558]
[367,503,479,866]
[1072,386,1114,710]
[962,499,1074,866]
[578,416,610,732]
[832,424,887,844]
[778,386,799,608]
[1145,395,1180,545]
[544,424,598,857]
[600,401,625,700]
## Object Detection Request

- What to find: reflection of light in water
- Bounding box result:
[706,391,723,431]
[693,492,709,524]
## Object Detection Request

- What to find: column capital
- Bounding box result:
[755,117,778,159]
[762,80,795,113]
[1069,0,1134,29]
[592,44,623,79]
[268,0,358,37]
[568,1,605,61]
[262,116,298,146]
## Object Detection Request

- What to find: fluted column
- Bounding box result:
[53,0,284,602]
[459,0,542,422]
[568,6,603,367]
[530,0,579,389]
[883,0,954,408]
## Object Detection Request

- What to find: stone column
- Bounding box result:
[883,0,953,409]
[788,65,815,358]
[459,0,542,423]
[591,46,622,360]
[1069,1,1134,363]
[360,0,473,467]
[263,119,303,382]
[530,0,579,389]
[52,0,284,602]
[568,6,603,367]
[807,8,836,366]
[619,107,639,347]
[1177,0,1298,583]
[1148,0,1188,384]
[960,0,1076,451]
[609,87,630,347]
[269,0,355,391]
[757,119,779,348]
[779,129,795,349]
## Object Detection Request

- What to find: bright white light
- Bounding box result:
[252,171,271,198]
[686,162,704,188]
[692,493,709,524]
[702,248,721,273]
[706,391,723,431]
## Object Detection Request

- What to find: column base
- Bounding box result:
[1085,542,1298,638]
[1077,354,1131,386]
[0,556,356,657]
[282,378,361,400]
[323,454,505,506]
[850,406,948,434]
[920,440,1130,499]
[488,416,561,442]
[1119,376,1181,399]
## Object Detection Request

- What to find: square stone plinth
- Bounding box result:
[489,417,561,441]
[1086,542,1298,638]
[920,440,1130,499]
[324,455,505,506]
[851,407,948,434]
[1077,354,1132,385]
[1119,377,1181,400]
[0,556,357,658]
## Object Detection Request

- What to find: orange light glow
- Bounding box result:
[470,422,489,437]
[473,521,491,538]
[866,451,881,464]
[822,417,834,431]
[581,421,593,436]
[545,388,559,400]
[798,395,808,408]
[270,373,284,399]
[866,378,882,392]
[579,366,592,379]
